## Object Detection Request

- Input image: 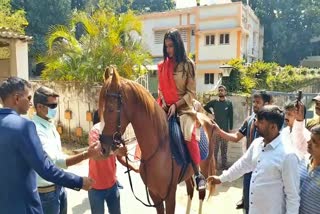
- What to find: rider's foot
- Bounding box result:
[195,173,206,191]
[236,199,244,209]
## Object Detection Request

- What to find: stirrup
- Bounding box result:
[195,173,206,191]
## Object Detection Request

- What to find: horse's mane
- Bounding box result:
[125,80,154,114]
[100,67,168,138]
[124,80,168,138]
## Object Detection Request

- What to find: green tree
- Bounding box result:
[11,0,72,70]
[98,0,132,13]
[131,0,175,13]
[233,0,320,66]
[84,0,175,13]
[252,0,317,65]
[71,0,86,10]
[80,0,132,13]
[0,0,27,33]
[39,9,150,81]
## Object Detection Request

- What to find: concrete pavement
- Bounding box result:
[65,145,243,214]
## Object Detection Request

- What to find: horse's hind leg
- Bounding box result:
[185,178,195,214]
[196,158,216,214]
[198,190,206,214]
[149,191,164,214]
[200,156,216,197]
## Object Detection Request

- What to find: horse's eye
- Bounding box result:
[107,107,114,112]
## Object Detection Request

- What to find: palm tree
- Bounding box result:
[39,9,150,81]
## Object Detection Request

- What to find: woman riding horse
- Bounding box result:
[157,28,206,190]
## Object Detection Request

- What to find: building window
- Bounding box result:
[204,73,214,84]
[180,29,187,42]
[154,30,166,44]
[191,29,195,36]
[225,34,230,44]
[205,35,215,45]
[219,33,230,45]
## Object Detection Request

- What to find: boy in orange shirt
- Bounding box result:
[88,122,138,214]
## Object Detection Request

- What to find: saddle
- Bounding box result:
[168,116,209,181]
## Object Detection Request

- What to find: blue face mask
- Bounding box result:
[47,107,57,119]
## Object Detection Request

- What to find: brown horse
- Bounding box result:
[99,67,216,214]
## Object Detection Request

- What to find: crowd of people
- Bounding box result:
[0,28,320,214]
[207,92,320,214]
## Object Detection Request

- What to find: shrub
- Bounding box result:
[224,59,320,93]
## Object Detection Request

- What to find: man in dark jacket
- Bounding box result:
[0,77,94,214]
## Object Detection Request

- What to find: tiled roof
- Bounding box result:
[0,27,32,41]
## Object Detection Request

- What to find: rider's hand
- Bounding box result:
[193,99,202,112]
[162,105,169,112]
[167,104,176,119]
[207,176,221,185]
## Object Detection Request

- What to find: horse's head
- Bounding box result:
[98,66,130,156]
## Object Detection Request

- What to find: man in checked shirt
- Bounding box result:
[299,125,320,213]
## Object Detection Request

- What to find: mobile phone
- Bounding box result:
[296,90,302,109]
[297,91,302,102]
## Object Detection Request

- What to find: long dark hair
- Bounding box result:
[163,29,187,64]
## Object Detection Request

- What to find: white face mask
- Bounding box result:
[47,107,57,119]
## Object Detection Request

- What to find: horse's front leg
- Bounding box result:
[165,186,177,214]
[149,191,164,214]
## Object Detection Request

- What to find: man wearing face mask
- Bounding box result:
[32,86,101,214]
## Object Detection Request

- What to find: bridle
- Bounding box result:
[99,92,124,150]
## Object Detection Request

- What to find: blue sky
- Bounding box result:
[175,0,229,8]
[175,0,197,8]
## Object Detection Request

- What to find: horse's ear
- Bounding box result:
[103,66,112,83]
[110,66,120,87]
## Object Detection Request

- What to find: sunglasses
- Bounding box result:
[42,103,58,109]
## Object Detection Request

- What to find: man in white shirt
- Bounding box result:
[282,101,310,159]
[32,86,101,214]
[208,105,300,214]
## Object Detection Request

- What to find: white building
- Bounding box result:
[140,0,264,92]
[0,27,32,82]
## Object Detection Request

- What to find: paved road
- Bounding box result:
[66,144,243,214]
